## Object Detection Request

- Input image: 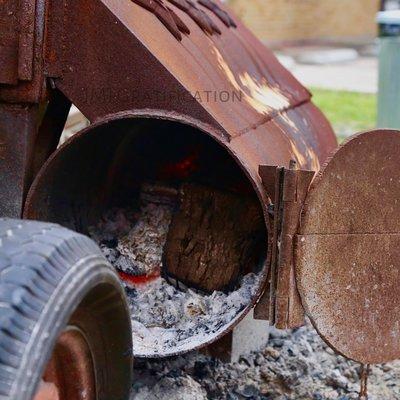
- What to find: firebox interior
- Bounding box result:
[27,117,269,356]
[33,118,267,284]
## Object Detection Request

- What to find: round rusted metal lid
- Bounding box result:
[296,129,400,364]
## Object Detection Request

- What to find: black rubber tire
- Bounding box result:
[0,218,133,400]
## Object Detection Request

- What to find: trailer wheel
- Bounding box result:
[0,219,132,400]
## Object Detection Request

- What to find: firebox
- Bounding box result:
[25,117,270,357]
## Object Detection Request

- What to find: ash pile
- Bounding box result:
[89,182,265,357]
[131,321,400,400]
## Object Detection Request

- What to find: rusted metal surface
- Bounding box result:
[252,165,279,323]
[18,0,37,81]
[296,129,400,364]
[198,0,236,27]
[1,0,337,219]
[131,0,191,41]
[0,0,37,84]
[41,328,96,400]
[0,96,68,218]
[255,164,314,329]
[31,90,71,178]
[359,364,371,400]
[254,166,283,323]
[276,165,314,329]
[37,0,337,216]
[0,103,39,218]
[46,0,333,144]
[0,0,21,85]
[130,0,233,40]
[0,0,48,103]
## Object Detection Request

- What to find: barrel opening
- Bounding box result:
[26,117,269,357]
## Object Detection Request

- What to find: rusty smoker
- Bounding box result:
[1,0,400,399]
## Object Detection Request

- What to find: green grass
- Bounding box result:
[310,88,377,142]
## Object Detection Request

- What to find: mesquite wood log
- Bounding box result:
[164,183,265,292]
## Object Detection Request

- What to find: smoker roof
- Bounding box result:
[101,0,311,139]
[52,0,336,172]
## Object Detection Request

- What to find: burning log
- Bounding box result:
[164,183,265,292]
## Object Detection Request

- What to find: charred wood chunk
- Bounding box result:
[164,183,265,293]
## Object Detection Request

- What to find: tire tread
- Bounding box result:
[0,218,107,399]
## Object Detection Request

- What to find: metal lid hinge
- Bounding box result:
[255,162,315,329]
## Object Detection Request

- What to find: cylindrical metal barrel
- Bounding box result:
[23,0,337,358]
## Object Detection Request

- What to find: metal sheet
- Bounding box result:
[0,0,47,103]
[18,0,37,81]
[255,165,314,329]
[51,0,312,137]
[0,0,20,85]
[0,103,39,218]
[42,0,337,196]
[296,129,400,364]
[274,167,314,329]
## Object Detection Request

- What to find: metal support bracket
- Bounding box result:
[255,163,315,329]
[0,0,37,85]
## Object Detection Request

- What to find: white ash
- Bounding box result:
[89,185,262,357]
[127,273,260,357]
[131,320,400,400]
[89,201,173,277]
[117,202,173,276]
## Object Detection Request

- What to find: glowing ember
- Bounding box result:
[160,151,199,180]
[118,270,160,287]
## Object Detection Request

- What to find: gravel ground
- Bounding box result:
[131,321,400,400]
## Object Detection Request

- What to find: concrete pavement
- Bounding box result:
[276,46,378,94]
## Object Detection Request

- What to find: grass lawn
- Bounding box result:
[310,88,377,142]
